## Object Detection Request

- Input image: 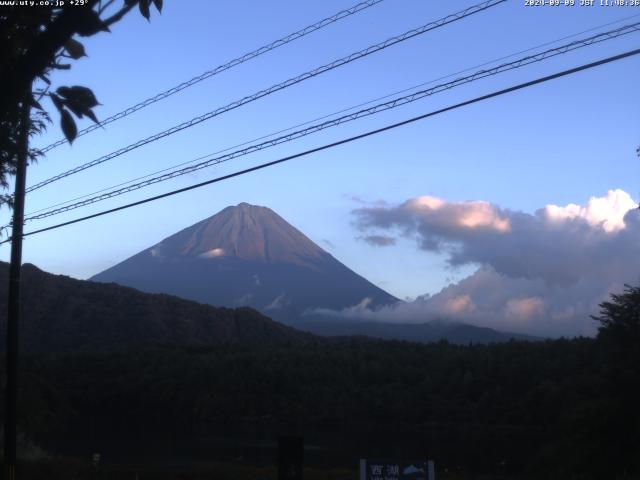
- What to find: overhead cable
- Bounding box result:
[3,47,637,244]
[22,21,640,222]
[25,12,640,217]
[25,0,506,194]
[38,0,387,153]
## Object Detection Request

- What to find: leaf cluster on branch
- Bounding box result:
[0,0,161,203]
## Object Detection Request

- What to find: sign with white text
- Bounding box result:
[359,459,435,480]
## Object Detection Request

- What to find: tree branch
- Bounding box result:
[98,0,117,15]
[102,2,135,27]
[0,1,100,113]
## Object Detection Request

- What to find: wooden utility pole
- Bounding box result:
[4,86,31,480]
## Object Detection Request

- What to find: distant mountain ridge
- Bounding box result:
[91,203,399,323]
[298,319,539,343]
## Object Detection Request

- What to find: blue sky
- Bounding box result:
[1,0,639,314]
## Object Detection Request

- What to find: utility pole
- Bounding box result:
[4,85,31,480]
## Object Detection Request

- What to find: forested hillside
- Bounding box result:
[0,262,316,352]
[5,334,638,478]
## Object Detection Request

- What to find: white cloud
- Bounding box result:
[234,293,253,305]
[309,297,374,318]
[345,190,640,337]
[407,195,511,232]
[543,189,635,233]
[265,293,290,311]
[444,294,476,315]
[199,248,226,258]
[358,235,397,247]
[504,297,545,324]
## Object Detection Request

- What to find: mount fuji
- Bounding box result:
[91,203,398,324]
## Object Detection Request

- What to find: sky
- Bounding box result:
[1,0,639,337]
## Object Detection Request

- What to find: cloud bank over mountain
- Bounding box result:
[345,189,639,337]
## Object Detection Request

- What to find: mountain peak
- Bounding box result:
[150,202,326,267]
[236,201,258,208]
[230,202,267,213]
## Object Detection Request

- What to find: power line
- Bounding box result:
[25,0,506,194]
[4,47,638,245]
[38,0,386,154]
[24,12,640,218]
[22,21,640,223]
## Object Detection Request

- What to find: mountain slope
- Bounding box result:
[0,262,316,353]
[298,319,539,343]
[91,203,398,323]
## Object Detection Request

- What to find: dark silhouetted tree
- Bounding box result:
[592,284,640,475]
[0,0,162,206]
[594,284,640,359]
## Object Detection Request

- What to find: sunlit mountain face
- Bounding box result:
[91,202,398,324]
